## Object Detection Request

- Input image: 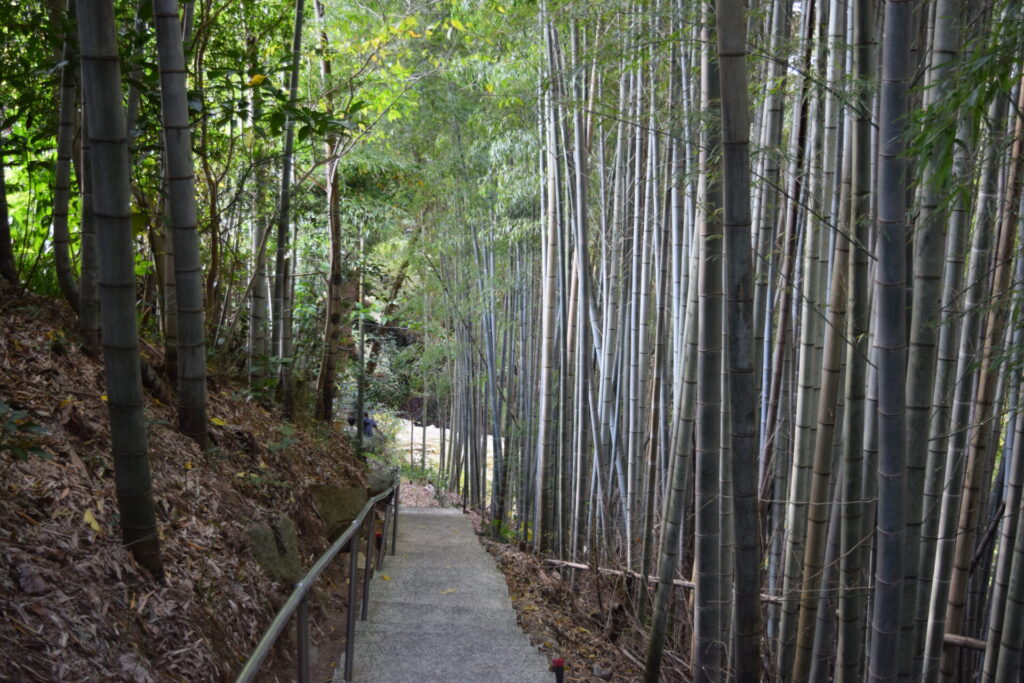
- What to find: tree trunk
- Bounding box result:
[0,133,17,284]
[273,0,305,418]
[76,0,163,579]
[313,0,343,422]
[533,6,559,554]
[793,153,850,683]
[246,35,270,391]
[693,12,723,678]
[153,0,208,448]
[904,0,960,671]
[78,104,100,355]
[716,0,761,677]
[869,4,913,680]
[52,4,81,311]
[837,2,873,678]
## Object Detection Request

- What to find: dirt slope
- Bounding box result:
[0,287,366,682]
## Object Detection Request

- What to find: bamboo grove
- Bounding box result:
[424,1,1024,680]
[2,0,1024,680]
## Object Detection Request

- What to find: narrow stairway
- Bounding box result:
[334,507,552,682]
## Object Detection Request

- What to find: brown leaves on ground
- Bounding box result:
[483,541,651,682]
[0,290,366,681]
[398,480,461,508]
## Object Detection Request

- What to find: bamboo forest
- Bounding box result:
[3,0,1024,680]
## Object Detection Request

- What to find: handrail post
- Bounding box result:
[296,593,310,683]
[377,500,389,569]
[361,510,375,621]
[344,532,360,682]
[392,480,400,555]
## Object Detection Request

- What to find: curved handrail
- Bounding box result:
[236,470,400,683]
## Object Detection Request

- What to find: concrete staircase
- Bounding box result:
[334,507,552,682]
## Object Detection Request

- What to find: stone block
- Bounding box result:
[247,515,303,584]
[311,484,368,542]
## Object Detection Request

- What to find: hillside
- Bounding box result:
[0,284,367,681]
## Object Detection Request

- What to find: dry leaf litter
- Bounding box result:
[1,290,366,681]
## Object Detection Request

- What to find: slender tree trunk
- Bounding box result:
[153,0,208,448]
[313,0,343,422]
[752,0,789,408]
[793,162,850,683]
[246,36,269,390]
[273,0,304,417]
[868,4,913,681]
[534,6,560,553]
[76,0,163,578]
[0,133,17,284]
[715,0,761,677]
[78,104,100,355]
[248,211,270,386]
[693,12,723,678]
[837,2,873,678]
[903,0,960,672]
[569,21,594,570]
[53,4,81,311]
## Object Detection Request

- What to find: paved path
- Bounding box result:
[335,507,551,682]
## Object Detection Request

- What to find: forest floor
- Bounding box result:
[0,287,368,681]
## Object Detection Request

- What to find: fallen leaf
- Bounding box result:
[210,417,226,426]
[380,575,391,581]
[83,509,101,532]
[440,588,457,595]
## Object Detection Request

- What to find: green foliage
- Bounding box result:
[389,449,444,490]
[3,127,69,299]
[0,400,49,461]
[267,424,298,453]
[487,519,517,542]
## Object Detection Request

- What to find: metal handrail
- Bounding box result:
[236,469,401,683]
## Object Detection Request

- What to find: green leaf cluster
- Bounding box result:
[0,399,49,462]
